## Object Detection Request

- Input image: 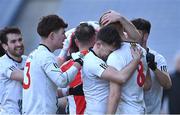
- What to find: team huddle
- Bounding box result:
[0,10,172,114]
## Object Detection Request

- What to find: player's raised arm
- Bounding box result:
[100,10,141,42]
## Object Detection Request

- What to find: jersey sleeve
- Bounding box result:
[42,56,78,88]
[0,65,17,79]
[6,66,16,78]
[87,57,108,78]
[156,55,168,72]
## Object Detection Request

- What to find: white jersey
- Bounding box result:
[64,21,100,114]
[22,45,78,114]
[107,42,147,114]
[0,54,26,114]
[82,49,109,114]
[144,48,168,114]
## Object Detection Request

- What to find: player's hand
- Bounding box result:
[146,48,157,71]
[69,83,84,96]
[130,46,143,61]
[71,50,89,60]
[58,29,74,59]
[100,10,123,26]
[71,50,88,66]
[71,52,84,66]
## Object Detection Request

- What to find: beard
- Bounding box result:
[8,45,24,57]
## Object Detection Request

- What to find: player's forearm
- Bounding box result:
[57,57,66,67]
[143,69,152,91]
[119,59,139,83]
[107,97,119,114]
[48,66,78,88]
[119,17,141,42]
[106,82,120,114]
[10,69,23,82]
[154,69,172,89]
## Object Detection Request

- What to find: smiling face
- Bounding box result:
[3,33,24,58]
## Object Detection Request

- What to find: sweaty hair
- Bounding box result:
[74,23,95,43]
[97,25,122,49]
[131,18,151,34]
[0,27,21,44]
[37,14,68,38]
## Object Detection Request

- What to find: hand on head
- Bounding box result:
[100,10,122,26]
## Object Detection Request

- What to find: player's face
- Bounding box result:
[5,33,24,57]
[53,28,66,49]
[138,30,144,46]
[100,42,116,61]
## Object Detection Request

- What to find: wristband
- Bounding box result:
[74,58,83,66]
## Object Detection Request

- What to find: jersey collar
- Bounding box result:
[39,44,52,52]
[89,48,98,57]
[6,53,22,63]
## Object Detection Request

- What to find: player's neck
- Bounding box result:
[40,41,54,52]
[79,44,91,51]
[92,46,100,57]
[142,43,148,51]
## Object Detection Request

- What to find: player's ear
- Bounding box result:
[48,32,54,40]
[2,43,8,51]
[95,41,101,49]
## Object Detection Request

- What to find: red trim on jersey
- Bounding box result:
[74,96,86,114]
[60,59,86,114]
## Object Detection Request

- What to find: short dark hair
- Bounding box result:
[74,23,95,43]
[0,27,21,44]
[97,25,122,49]
[0,45,5,56]
[37,14,68,38]
[131,18,151,34]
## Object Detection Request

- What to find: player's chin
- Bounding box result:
[16,50,24,56]
[15,52,23,57]
[58,44,63,49]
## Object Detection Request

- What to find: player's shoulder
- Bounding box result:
[0,54,6,62]
[0,54,11,64]
[37,45,55,58]
[110,42,131,57]
[149,48,166,61]
[84,50,105,66]
[27,46,55,65]
[0,55,14,70]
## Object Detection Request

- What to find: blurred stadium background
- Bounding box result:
[0,0,179,71]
